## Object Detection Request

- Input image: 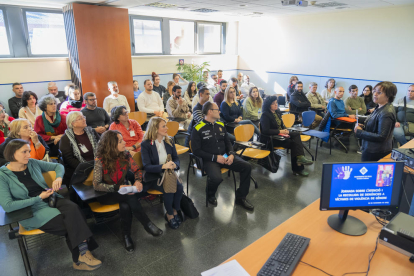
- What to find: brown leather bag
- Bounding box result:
[157,154,182,193]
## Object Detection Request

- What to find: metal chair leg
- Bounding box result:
[303,145,314,161]
[186,163,190,194]
[333,135,348,153]
[315,138,319,161]
[251,176,258,189]
[232,171,237,195]
[206,177,209,207]
[18,236,33,276]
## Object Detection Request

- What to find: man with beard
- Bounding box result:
[81,92,110,134]
[103,81,131,114]
[290,81,322,129]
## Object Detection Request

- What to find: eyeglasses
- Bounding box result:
[121,111,129,116]
[87,98,97,101]
[0,110,5,114]
[75,116,86,121]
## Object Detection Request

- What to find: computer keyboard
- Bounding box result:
[257,233,310,276]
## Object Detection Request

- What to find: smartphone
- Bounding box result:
[223,153,228,158]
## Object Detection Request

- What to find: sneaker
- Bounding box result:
[78,251,102,268]
[357,150,362,154]
[73,262,101,271]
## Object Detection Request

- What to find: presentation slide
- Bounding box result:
[329,163,395,208]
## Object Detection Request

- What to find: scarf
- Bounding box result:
[65,127,98,163]
[68,96,83,108]
[42,112,61,136]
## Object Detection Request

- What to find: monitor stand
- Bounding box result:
[328,210,367,236]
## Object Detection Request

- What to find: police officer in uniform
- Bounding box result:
[191,102,254,211]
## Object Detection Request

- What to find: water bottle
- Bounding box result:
[258,108,262,118]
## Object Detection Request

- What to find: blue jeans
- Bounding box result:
[409,193,414,216]
[393,125,408,146]
[239,120,260,135]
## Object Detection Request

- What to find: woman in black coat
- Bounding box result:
[260,96,313,177]
[359,85,376,115]
[355,82,397,162]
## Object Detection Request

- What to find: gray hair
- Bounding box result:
[66,111,83,129]
[38,95,59,112]
[309,82,317,87]
[107,81,117,88]
[48,82,57,89]
[83,92,96,101]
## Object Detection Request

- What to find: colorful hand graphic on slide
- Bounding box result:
[336,166,353,180]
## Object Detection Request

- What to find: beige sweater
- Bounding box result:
[18,106,43,126]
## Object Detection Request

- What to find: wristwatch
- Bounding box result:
[132,145,137,150]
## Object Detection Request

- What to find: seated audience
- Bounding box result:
[9,82,24,118]
[306,82,326,117]
[202,70,209,87]
[355,82,397,161]
[260,96,313,177]
[60,111,100,184]
[360,85,376,114]
[47,82,66,103]
[327,87,356,119]
[290,81,322,128]
[81,92,110,134]
[237,72,244,92]
[345,85,366,116]
[321,78,336,103]
[393,84,414,146]
[208,74,220,98]
[184,82,197,109]
[34,95,67,156]
[0,119,49,166]
[191,102,254,211]
[93,130,163,252]
[286,76,298,102]
[141,117,184,229]
[109,106,143,154]
[166,86,192,130]
[152,72,166,98]
[59,85,86,116]
[191,82,214,108]
[133,80,142,100]
[137,80,164,117]
[217,70,224,85]
[18,91,43,126]
[220,86,260,135]
[103,81,131,115]
[230,77,243,101]
[0,103,14,144]
[163,81,174,109]
[173,73,189,86]
[0,139,101,271]
[214,80,227,108]
[241,75,255,98]
[242,87,263,125]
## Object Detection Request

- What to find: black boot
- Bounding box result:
[123,235,134,253]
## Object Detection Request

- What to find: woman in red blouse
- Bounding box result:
[0,103,14,144]
[60,85,86,116]
[93,130,162,253]
[109,105,143,154]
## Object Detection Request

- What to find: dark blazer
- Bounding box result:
[259,110,286,144]
[0,135,49,166]
[141,139,180,175]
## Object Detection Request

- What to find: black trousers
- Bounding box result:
[143,181,184,216]
[38,198,98,262]
[203,155,251,199]
[361,151,391,162]
[272,132,304,172]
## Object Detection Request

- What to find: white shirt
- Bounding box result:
[155,138,167,165]
[321,88,335,102]
[207,83,220,98]
[192,94,214,109]
[241,82,256,97]
[103,94,131,114]
[137,91,164,114]
[18,106,43,126]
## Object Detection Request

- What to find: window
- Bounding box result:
[132,19,162,54]
[169,20,195,54]
[25,11,67,55]
[0,9,10,56]
[197,23,222,54]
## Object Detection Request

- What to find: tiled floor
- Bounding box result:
[0,137,363,276]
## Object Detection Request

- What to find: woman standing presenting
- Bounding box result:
[355,82,397,162]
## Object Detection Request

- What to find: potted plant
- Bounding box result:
[176,61,210,83]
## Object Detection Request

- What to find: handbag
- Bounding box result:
[157,154,182,193]
[48,193,57,208]
[403,97,414,136]
[180,193,199,219]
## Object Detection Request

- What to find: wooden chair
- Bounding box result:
[133,152,163,203]
[187,141,236,207]
[166,121,190,155]
[129,111,147,126]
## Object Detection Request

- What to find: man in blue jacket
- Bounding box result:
[328,87,356,120]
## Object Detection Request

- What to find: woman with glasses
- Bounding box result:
[34,95,67,156]
[109,106,144,155]
[60,85,86,116]
[0,103,15,144]
[0,119,49,166]
[18,91,43,126]
[60,111,100,185]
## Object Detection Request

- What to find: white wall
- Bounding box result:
[238,4,414,100]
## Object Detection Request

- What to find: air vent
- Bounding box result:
[145,2,177,8]
[191,8,218,13]
[313,2,347,8]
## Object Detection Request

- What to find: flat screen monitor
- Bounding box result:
[320,162,405,236]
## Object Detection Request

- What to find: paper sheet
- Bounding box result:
[201,260,250,276]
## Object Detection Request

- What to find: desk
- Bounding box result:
[225,199,413,275]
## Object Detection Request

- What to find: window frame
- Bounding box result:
[196,21,223,55]
[0,7,13,58]
[129,15,164,56]
[168,19,196,56]
[22,8,68,57]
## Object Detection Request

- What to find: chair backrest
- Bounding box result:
[302,111,316,128]
[166,121,179,137]
[129,111,147,125]
[234,124,254,142]
[133,151,143,169]
[42,171,56,188]
[277,95,286,106]
[282,113,295,128]
[162,112,169,121]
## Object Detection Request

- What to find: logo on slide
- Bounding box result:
[360,167,368,175]
[335,166,352,180]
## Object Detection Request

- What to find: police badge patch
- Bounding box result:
[219,127,222,132]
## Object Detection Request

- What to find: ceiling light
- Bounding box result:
[145,2,177,8]
[191,8,219,13]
